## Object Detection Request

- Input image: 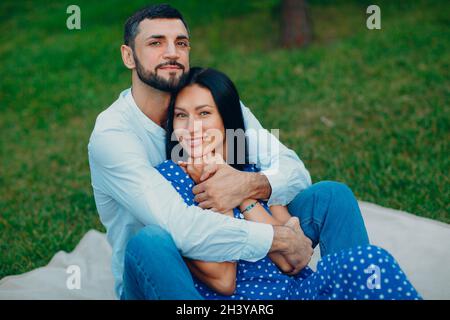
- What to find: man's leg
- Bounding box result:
[121,224,203,300]
[287,181,369,257]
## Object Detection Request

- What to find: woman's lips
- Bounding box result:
[184,137,206,147]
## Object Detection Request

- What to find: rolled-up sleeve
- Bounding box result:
[241,102,312,206]
[88,128,273,262]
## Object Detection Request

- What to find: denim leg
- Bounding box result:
[287,181,370,257]
[121,224,204,300]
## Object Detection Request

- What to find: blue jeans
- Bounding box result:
[121,181,370,300]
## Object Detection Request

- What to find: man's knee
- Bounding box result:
[313,180,355,200]
[298,180,359,219]
[125,224,175,258]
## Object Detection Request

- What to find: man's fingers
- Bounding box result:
[285,217,302,234]
[287,264,306,276]
[192,182,206,195]
[280,221,314,276]
[198,200,213,209]
[286,252,312,276]
[194,192,208,204]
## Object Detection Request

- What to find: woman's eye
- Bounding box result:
[175,113,187,118]
[199,111,210,116]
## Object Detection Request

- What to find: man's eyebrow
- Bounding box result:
[176,35,189,40]
[146,34,189,40]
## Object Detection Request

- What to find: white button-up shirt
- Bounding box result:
[88,88,311,297]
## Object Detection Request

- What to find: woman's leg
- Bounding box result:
[312,245,422,300]
[287,181,369,257]
[121,224,204,300]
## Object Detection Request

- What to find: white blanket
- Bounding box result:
[1,201,449,300]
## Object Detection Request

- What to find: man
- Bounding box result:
[88,4,369,300]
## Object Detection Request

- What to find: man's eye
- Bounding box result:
[149,41,161,46]
[177,41,189,47]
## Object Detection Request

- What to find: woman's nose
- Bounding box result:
[187,118,202,135]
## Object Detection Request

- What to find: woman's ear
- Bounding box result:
[121,45,135,69]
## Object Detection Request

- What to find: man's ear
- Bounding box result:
[121,45,135,69]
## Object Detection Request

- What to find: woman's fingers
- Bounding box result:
[200,163,218,181]
[177,161,188,173]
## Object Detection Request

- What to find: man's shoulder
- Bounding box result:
[88,90,143,156]
[92,92,131,135]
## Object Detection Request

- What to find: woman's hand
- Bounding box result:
[178,153,225,185]
[178,159,204,184]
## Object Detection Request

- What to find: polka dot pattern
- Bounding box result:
[155,160,422,300]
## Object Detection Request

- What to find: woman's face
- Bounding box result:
[173,84,226,159]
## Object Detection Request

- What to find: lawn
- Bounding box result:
[0,0,448,278]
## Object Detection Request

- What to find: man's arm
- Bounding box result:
[89,127,312,273]
[88,129,273,263]
[241,102,312,206]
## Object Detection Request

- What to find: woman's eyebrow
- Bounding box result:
[174,105,213,111]
[195,105,213,110]
[174,106,186,111]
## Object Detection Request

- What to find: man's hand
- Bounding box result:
[270,217,313,275]
[192,162,248,212]
[180,152,272,213]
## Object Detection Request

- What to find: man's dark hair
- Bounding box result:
[124,3,189,49]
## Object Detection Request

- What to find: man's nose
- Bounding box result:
[163,42,180,60]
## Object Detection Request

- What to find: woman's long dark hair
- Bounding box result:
[165,67,249,171]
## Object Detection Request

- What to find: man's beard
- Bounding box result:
[134,53,186,93]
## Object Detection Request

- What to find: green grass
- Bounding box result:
[0,0,449,278]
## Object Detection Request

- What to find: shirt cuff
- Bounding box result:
[261,169,289,206]
[240,221,273,262]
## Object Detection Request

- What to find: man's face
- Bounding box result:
[132,18,190,92]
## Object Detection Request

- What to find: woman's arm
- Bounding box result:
[184,259,237,296]
[183,209,237,296]
[267,205,292,225]
[239,199,294,273]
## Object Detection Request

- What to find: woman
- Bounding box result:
[155,67,421,300]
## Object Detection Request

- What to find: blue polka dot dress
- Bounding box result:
[155,160,422,300]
